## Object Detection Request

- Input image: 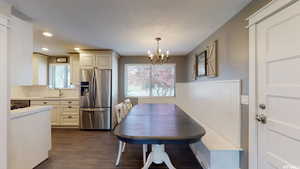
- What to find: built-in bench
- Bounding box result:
[139,80,243,169]
[189,119,242,169]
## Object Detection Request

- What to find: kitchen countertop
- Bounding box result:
[10,106,53,120]
[11,97,80,101]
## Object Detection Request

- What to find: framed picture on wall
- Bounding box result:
[206,40,217,77]
[196,50,207,77]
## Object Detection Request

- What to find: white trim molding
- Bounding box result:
[247,0,298,27]
[241,95,249,105]
[0,14,9,169]
[247,1,299,169]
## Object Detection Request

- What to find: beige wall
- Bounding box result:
[118,55,187,103]
[0,1,11,15]
[186,0,271,94]
[185,0,272,169]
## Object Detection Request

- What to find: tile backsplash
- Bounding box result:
[11,86,79,98]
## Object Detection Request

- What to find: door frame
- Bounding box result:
[0,13,9,169]
[247,0,299,169]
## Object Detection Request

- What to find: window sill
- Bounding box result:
[126,96,176,99]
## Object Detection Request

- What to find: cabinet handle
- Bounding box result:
[68,106,72,108]
[43,102,48,104]
[68,116,72,119]
[68,101,72,104]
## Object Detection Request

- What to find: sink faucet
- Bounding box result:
[58,89,63,97]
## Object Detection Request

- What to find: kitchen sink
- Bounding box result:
[43,96,64,98]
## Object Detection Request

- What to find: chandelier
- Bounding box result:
[147,37,169,64]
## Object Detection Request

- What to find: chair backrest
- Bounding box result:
[123,99,133,115]
[115,103,125,124]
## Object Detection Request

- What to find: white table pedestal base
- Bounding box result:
[142,144,176,169]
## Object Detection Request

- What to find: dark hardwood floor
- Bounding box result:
[35,129,202,169]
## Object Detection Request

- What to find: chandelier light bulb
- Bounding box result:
[150,54,154,59]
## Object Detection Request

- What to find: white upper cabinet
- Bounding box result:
[80,51,113,69]
[80,54,94,68]
[95,54,112,69]
[9,16,33,86]
[32,53,48,86]
[70,53,80,85]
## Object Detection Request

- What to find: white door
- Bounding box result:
[0,18,8,169]
[256,1,300,169]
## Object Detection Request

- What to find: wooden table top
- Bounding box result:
[114,104,206,144]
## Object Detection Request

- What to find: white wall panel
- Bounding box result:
[176,80,241,148]
[138,97,176,104]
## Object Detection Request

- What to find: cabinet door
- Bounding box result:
[32,53,47,85]
[39,55,48,85]
[70,54,80,85]
[95,54,111,69]
[9,16,33,86]
[80,54,94,67]
[51,106,60,125]
[31,102,60,126]
[60,104,79,126]
[60,114,79,126]
[61,106,79,115]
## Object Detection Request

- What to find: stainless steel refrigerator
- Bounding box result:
[80,68,112,130]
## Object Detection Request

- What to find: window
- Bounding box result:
[125,64,175,97]
[49,64,72,89]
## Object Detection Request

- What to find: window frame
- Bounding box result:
[48,63,73,89]
[124,63,176,98]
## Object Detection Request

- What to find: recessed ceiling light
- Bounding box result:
[41,47,49,51]
[42,32,53,37]
[74,48,80,51]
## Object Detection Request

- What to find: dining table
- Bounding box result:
[114,103,206,169]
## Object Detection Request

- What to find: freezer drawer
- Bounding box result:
[80,108,111,130]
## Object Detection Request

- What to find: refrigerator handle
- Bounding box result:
[93,68,97,106]
[90,68,96,107]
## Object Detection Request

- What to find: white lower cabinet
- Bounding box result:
[60,114,79,126]
[60,104,79,126]
[31,100,79,127]
[51,106,61,125]
[9,108,51,169]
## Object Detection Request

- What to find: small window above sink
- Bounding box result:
[49,64,74,89]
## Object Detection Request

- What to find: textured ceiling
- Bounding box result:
[6,0,251,56]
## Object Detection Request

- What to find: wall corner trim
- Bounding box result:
[247,0,298,27]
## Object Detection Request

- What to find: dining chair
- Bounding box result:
[115,100,148,166]
[115,103,126,166]
[123,99,148,165]
[123,99,133,114]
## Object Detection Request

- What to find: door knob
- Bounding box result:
[256,114,267,124]
[259,104,266,110]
